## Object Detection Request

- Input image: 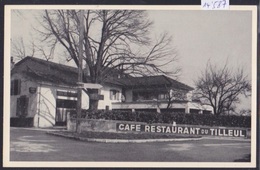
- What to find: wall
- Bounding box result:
[35,84,56,127]
[35,82,122,127]
[10,73,122,127]
[10,73,38,118]
[125,89,133,102]
[67,118,250,138]
[67,118,147,133]
[98,84,122,110]
[10,73,90,127]
[35,84,89,127]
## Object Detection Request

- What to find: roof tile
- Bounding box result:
[12,56,193,90]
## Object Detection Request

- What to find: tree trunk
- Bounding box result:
[88,89,99,111]
[213,106,217,116]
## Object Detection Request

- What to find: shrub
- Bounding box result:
[10,117,34,127]
[69,110,251,128]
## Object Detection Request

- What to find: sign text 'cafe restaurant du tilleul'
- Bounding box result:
[116,123,247,137]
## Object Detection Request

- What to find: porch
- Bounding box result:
[111,100,205,113]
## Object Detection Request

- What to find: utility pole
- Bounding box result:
[76,10,84,133]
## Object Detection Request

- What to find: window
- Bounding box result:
[56,99,77,109]
[11,79,21,96]
[158,93,168,100]
[133,91,158,101]
[110,89,120,100]
[170,90,186,100]
[57,90,77,97]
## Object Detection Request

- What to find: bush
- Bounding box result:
[10,117,34,127]
[70,110,251,128]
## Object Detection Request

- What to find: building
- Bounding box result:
[10,57,212,127]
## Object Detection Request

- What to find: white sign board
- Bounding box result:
[81,92,89,110]
[77,82,103,89]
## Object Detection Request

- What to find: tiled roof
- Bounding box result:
[12,56,193,90]
[105,75,193,91]
[12,57,81,86]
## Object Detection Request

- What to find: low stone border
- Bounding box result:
[67,118,250,139]
[47,131,202,143]
[202,136,251,141]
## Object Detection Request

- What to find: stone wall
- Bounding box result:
[67,118,147,133]
[67,117,251,138]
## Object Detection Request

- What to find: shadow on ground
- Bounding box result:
[234,154,251,162]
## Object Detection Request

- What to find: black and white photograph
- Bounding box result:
[3,3,258,168]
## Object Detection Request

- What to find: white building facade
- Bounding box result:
[10,57,212,127]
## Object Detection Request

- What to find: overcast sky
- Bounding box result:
[10,9,254,110]
[11,9,252,85]
[148,10,252,85]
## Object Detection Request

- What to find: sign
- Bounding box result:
[89,94,104,100]
[77,82,103,89]
[29,87,37,94]
[116,123,247,138]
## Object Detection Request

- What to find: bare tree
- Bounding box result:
[151,85,188,113]
[11,37,36,61]
[11,37,54,62]
[37,10,179,110]
[194,62,251,116]
[11,10,52,62]
[165,88,187,109]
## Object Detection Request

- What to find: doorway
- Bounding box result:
[55,99,76,126]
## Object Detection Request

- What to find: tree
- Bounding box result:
[151,85,188,113]
[166,88,188,109]
[11,10,53,62]
[239,109,251,116]
[194,62,251,116]
[37,10,179,110]
[11,37,36,61]
[11,37,55,62]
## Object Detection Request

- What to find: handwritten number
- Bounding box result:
[218,1,221,8]
[202,0,228,9]
[203,3,210,8]
[213,1,217,9]
[222,0,226,8]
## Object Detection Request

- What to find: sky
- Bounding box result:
[10,8,254,110]
[148,10,252,86]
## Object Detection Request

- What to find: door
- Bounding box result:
[16,95,29,117]
[55,99,76,126]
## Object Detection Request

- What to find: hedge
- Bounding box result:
[70,110,251,128]
[10,117,34,127]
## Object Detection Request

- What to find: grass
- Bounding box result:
[53,131,201,140]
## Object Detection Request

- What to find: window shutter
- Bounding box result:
[11,79,21,95]
[17,79,21,95]
[110,90,113,100]
[16,96,29,117]
[24,96,29,116]
[116,91,119,100]
[11,80,14,95]
[16,98,21,116]
[14,80,18,95]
